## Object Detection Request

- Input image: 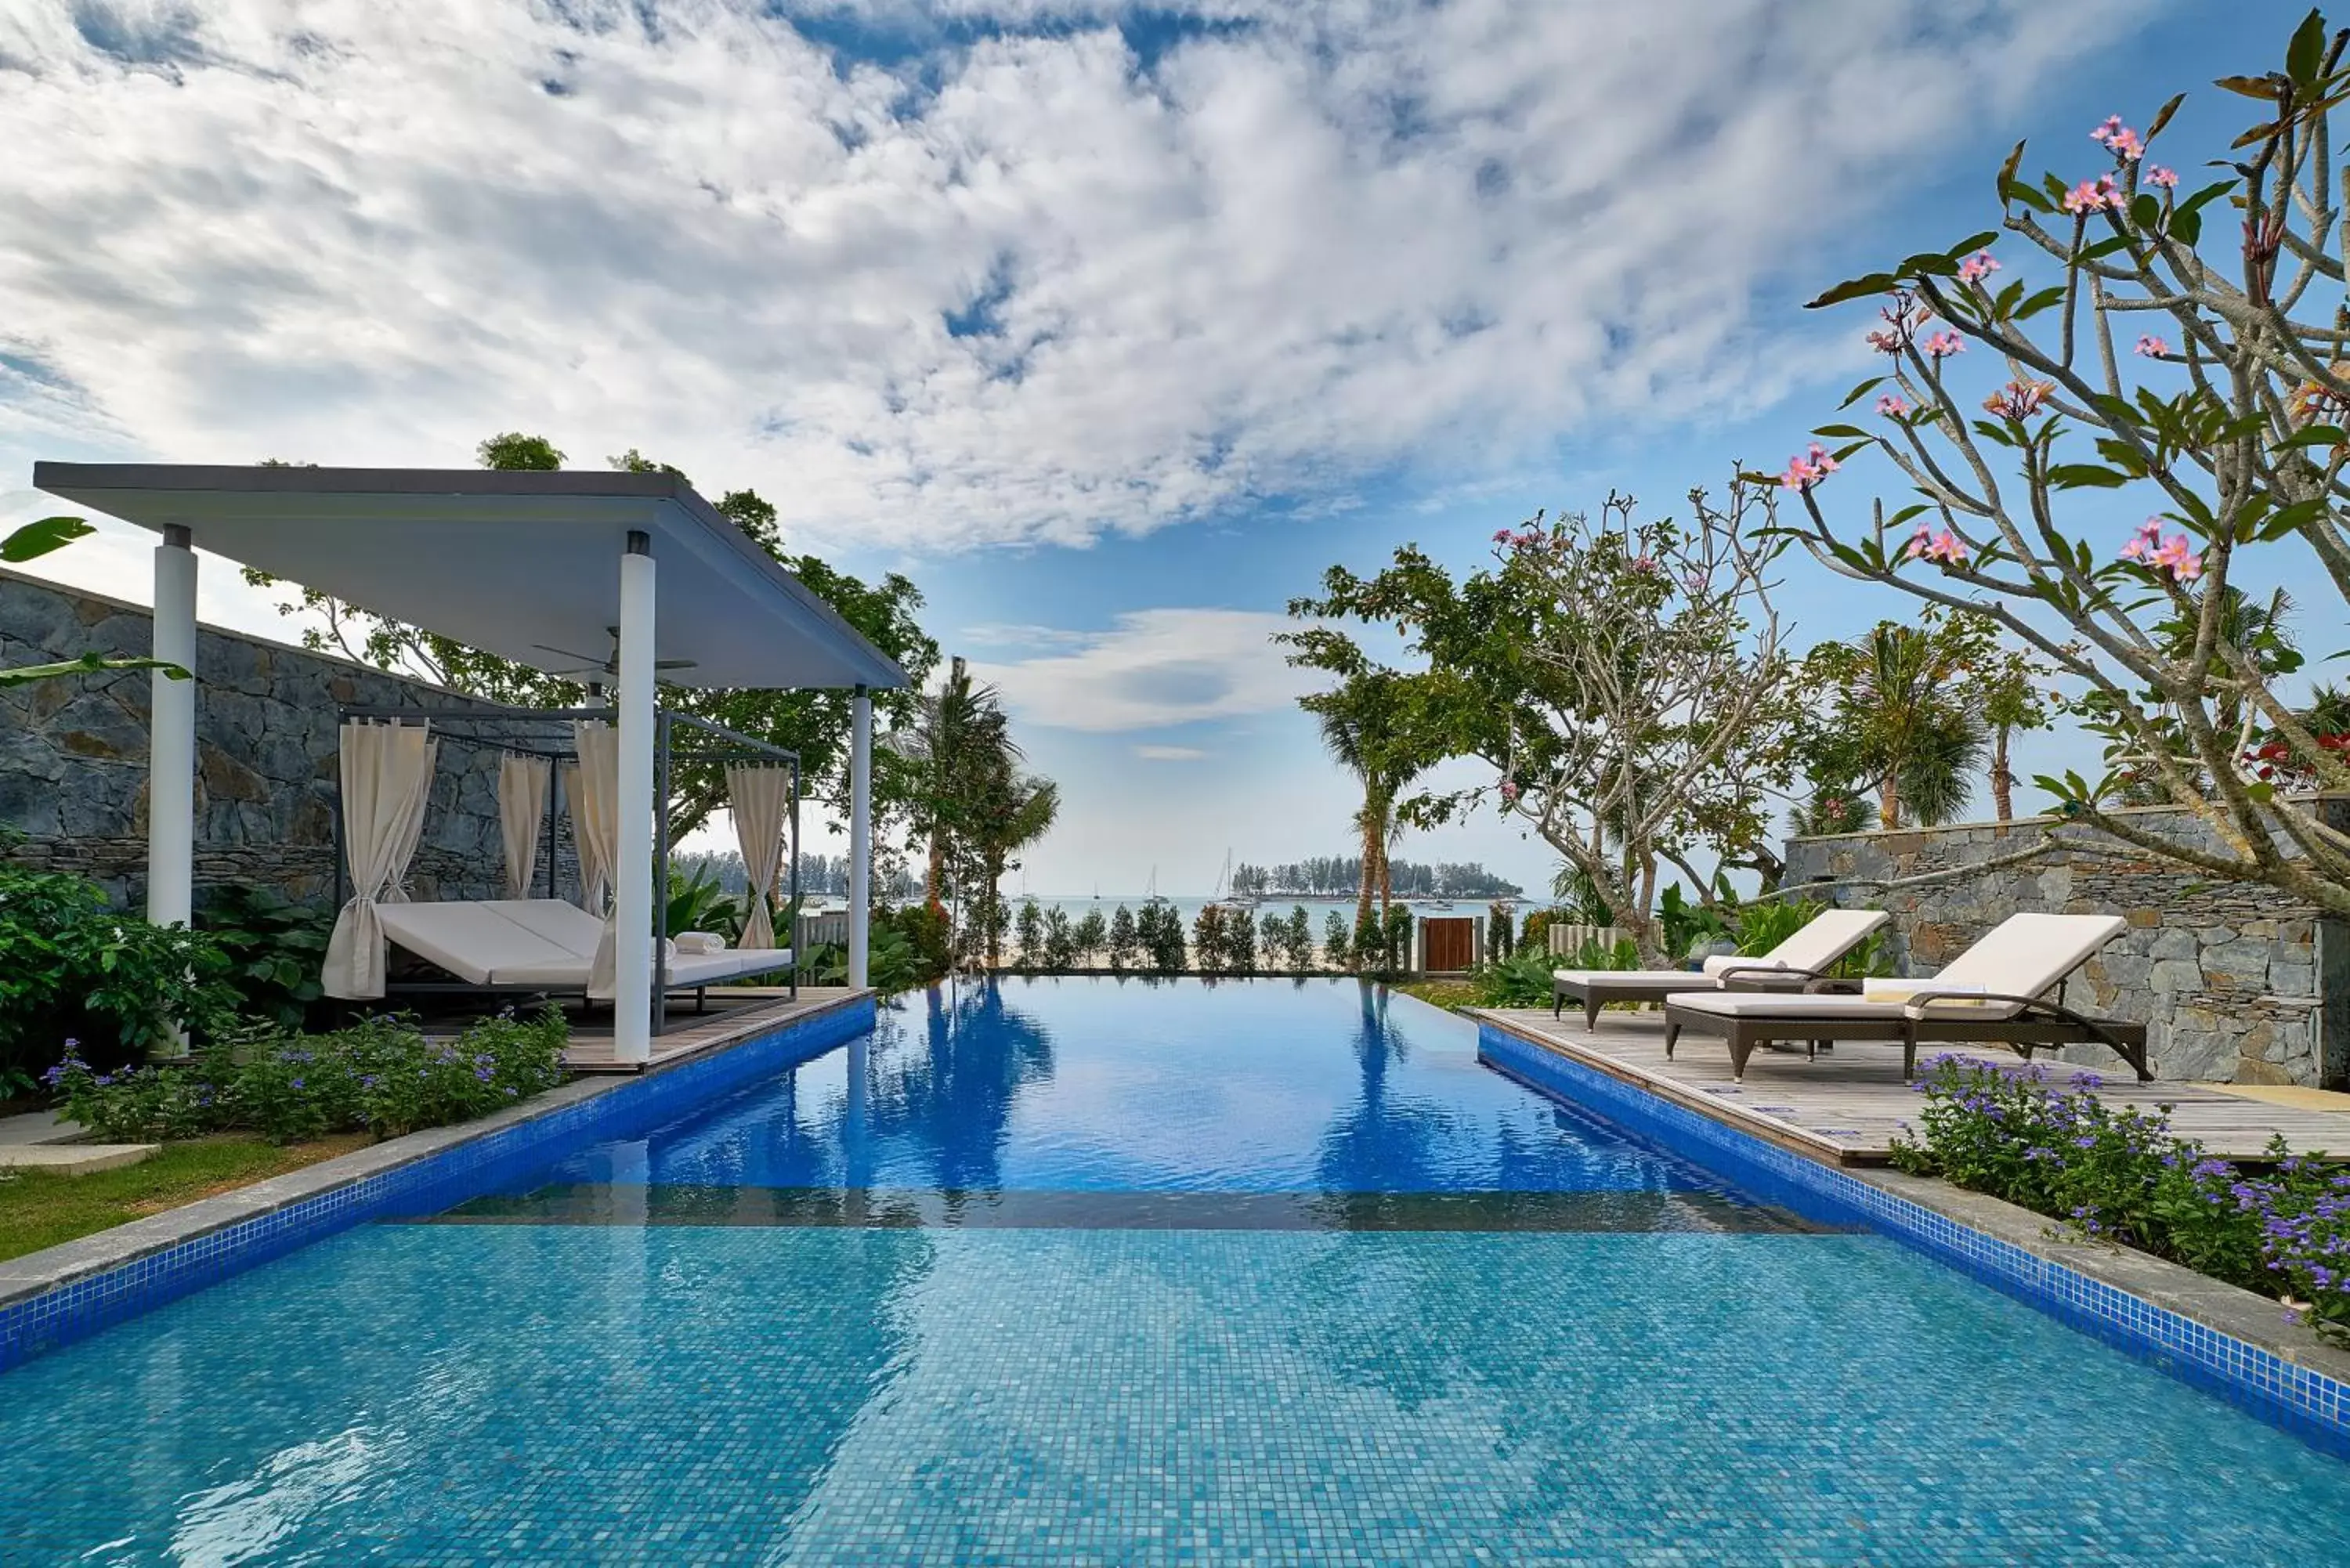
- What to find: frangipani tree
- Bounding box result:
[1,515,187,688]
[1289,482,1802,965]
[1777,9,2350,917]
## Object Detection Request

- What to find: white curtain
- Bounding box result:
[324,721,438,999]
[497,753,551,900]
[573,721,623,998]
[727,764,792,949]
[563,763,608,917]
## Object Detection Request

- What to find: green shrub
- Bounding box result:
[1072,908,1108,966]
[1220,907,1256,975]
[50,1006,568,1144]
[1471,947,1557,1006]
[1324,909,1352,970]
[196,885,335,1032]
[0,865,239,1089]
[1893,1057,2350,1344]
[1191,905,1229,975]
[1106,905,1140,971]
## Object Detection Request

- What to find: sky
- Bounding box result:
[0,0,2331,898]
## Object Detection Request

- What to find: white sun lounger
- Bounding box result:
[1659,912,2147,1082]
[1551,907,1890,1028]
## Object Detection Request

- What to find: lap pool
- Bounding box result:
[3,978,2346,1563]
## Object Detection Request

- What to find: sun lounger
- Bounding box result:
[1660,912,2148,1082]
[1552,908,1890,1028]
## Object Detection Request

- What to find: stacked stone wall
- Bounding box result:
[1,567,577,909]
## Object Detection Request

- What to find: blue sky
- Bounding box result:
[1,0,2330,897]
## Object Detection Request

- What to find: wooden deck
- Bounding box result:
[558,987,865,1074]
[1473,1006,2350,1166]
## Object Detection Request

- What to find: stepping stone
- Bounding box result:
[0,1143,159,1175]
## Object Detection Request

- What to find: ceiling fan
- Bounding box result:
[533,627,699,679]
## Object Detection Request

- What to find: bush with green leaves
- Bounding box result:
[1893,1057,2349,1344]
[1138,903,1187,973]
[1107,905,1141,971]
[1013,898,1046,971]
[1318,911,1347,970]
[196,885,335,1032]
[0,863,239,1091]
[1073,909,1108,966]
[1042,907,1078,973]
[49,1006,569,1144]
[1191,904,1230,975]
[1220,908,1256,975]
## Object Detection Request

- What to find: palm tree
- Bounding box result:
[1849,623,1987,829]
[969,768,1058,966]
[898,656,998,916]
[1306,672,1427,934]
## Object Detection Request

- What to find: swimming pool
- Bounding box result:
[3,977,2346,1563]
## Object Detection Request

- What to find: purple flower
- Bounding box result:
[290,1078,305,1089]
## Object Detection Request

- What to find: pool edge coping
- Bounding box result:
[1471,1007,2350,1444]
[0,991,877,1360]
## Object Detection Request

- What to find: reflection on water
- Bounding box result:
[534,977,1755,1201]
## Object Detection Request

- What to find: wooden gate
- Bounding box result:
[1422,916,1477,974]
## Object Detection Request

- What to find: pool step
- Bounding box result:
[0,1143,159,1176]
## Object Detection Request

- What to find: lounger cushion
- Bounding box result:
[1663,990,1909,1021]
[1555,969,1714,989]
[667,948,794,986]
[377,902,584,988]
[482,899,607,957]
[1930,912,2125,997]
[1701,954,1784,979]
[1758,907,1890,974]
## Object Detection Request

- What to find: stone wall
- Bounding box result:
[1784,804,2350,1088]
[1,567,577,909]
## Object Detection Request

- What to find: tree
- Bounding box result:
[1191,905,1229,976]
[1014,898,1046,972]
[1303,671,1431,933]
[478,432,563,469]
[1781,11,2350,916]
[1107,904,1140,971]
[1289,482,1803,964]
[1323,909,1352,971]
[1797,612,1990,829]
[964,764,1058,966]
[1073,908,1108,966]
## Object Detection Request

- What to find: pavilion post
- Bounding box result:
[612,530,656,1064]
[848,686,872,990]
[148,524,197,934]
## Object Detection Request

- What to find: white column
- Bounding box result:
[149,526,197,932]
[613,531,656,1064]
[848,687,872,990]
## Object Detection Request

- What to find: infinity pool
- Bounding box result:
[4,978,2347,1563]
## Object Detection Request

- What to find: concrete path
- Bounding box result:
[0,1110,88,1147]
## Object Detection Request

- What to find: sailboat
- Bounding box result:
[1218,848,1260,910]
[1144,865,1171,909]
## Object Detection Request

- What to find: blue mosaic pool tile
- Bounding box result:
[1477,1021,2350,1453]
[0,997,875,1373]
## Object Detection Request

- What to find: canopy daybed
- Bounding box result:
[33,462,910,1064]
[324,703,804,1031]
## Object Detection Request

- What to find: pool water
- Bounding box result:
[3,978,2346,1564]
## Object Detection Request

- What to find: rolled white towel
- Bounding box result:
[1864,978,1992,1007]
[674,930,728,956]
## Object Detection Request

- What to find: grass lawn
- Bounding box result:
[0,1133,373,1264]
[1397,978,1482,1010]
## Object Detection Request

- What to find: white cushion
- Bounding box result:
[1702,954,1785,979]
[1752,907,1890,973]
[1664,990,1908,1021]
[482,898,607,959]
[667,948,794,986]
[1931,912,2125,1000]
[1554,969,1712,988]
[1864,979,1995,1009]
[377,901,582,987]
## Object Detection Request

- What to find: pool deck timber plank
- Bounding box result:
[1472,1007,2350,1165]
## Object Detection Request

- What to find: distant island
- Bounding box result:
[1230,858,1522,899]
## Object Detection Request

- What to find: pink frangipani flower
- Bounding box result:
[2135,335,2171,358]
[2120,518,2201,581]
[2091,117,2143,161]
[1983,379,2052,421]
[1958,251,2000,284]
[1922,331,1965,359]
[1780,443,1839,491]
[1866,328,1903,354]
[2148,165,2178,190]
[2063,175,2124,215]
[1906,524,1969,566]
[1876,393,1910,417]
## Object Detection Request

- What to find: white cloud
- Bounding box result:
[0,1,2135,555]
[1133,743,1206,761]
[967,606,1312,731]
